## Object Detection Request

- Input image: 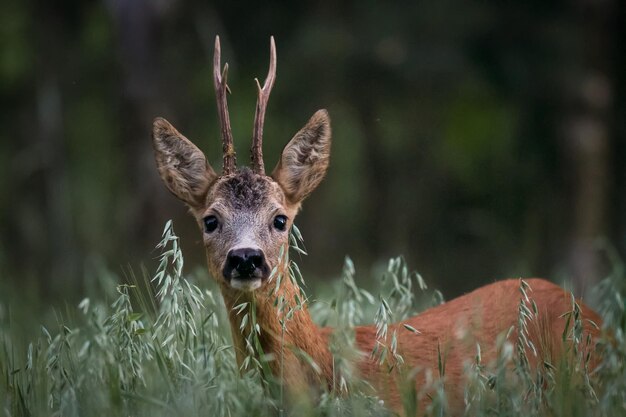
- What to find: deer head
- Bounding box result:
[152,36,331,293]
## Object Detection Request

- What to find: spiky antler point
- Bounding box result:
[213,35,237,175]
[251,36,277,175]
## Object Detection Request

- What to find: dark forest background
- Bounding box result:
[0,0,624,303]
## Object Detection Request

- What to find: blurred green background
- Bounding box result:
[0,0,624,303]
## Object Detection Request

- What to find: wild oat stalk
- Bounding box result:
[591,242,626,412]
[103,284,150,389]
[151,221,206,361]
[372,257,423,372]
[327,257,372,395]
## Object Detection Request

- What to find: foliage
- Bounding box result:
[1,222,624,416]
[1,1,623,300]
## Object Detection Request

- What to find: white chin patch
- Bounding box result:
[230,278,263,291]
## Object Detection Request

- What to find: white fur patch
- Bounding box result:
[230,278,263,291]
[230,238,261,252]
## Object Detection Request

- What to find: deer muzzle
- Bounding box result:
[222,248,269,290]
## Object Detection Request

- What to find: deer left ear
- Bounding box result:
[152,117,217,208]
[272,109,331,204]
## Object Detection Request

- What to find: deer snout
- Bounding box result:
[223,248,267,281]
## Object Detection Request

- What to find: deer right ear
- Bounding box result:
[272,109,331,205]
[152,117,217,207]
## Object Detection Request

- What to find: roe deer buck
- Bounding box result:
[151,36,602,411]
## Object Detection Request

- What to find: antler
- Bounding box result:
[251,36,277,174]
[213,36,236,175]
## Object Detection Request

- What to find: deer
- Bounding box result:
[151,36,602,412]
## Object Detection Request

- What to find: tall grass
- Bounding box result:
[0,222,624,416]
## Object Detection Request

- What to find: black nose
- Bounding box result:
[224,248,266,279]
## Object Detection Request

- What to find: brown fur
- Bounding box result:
[219,268,334,394]
[353,278,602,409]
[217,168,272,209]
[152,110,602,413]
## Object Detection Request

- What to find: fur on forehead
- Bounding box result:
[208,167,284,210]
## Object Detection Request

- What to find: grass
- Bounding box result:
[1,221,625,416]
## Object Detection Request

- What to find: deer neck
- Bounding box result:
[218,261,333,392]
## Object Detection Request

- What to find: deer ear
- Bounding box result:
[272,109,331,204]
[152,117,217,207]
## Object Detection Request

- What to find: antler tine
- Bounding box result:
[251,36,277,175]
[213,35,236,175]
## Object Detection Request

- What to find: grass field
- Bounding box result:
[1,222,625,416]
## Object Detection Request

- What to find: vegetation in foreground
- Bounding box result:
[1,222,625,417]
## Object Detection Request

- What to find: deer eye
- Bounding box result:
[203,215,219,233]
[273,215,287,231]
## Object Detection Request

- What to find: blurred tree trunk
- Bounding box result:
[617,1,626,265]
[359,101,388,258]
[562,0,615,297]
[29,5,79,297]
[108,0,176,257]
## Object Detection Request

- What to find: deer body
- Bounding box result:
[355,278,601,408]
[220,274,601,410]
[152,36,601,412]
